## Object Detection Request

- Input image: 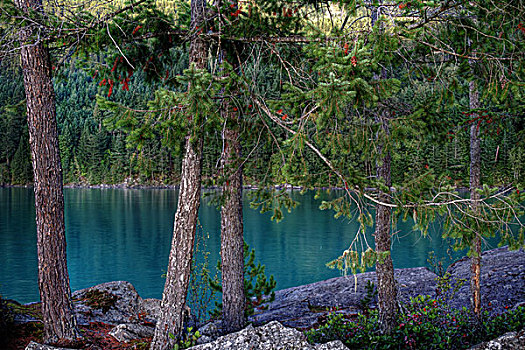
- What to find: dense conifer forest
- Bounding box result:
[1,57,523,187]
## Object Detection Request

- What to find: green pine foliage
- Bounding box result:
[1,1,522,190]
[209,241,276,318]
[0,1,523,339]
[0,62,27,185]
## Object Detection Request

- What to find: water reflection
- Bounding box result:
[0,187,495,304]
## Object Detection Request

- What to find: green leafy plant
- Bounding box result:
[427,250,450,277]
[210,241,276,318]
[170,326,201,350]
[434,272,466,304]
[359,280,378,312]
[305,296,525,350]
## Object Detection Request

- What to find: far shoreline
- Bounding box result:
[1,182,475,193]
[1,182,343,191]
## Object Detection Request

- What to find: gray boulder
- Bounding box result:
[316,342,349,350]
[24,342,101,350]
[446,247,525,314]
[469,328,525,350]
[250,267,437,329]
[196,320,223,344]
[72,281,159,325]
[198,320,221,337]
[25,342,68,350]
[109,323,155,342]
[140,297,161,322]
[24,342,78,350]
[249,247,525,329]
[189,321,347,350]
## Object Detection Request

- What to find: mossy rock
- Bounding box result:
[78,289,120,313]
[6,301,42,319]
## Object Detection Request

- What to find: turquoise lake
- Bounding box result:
[0,187,489,304]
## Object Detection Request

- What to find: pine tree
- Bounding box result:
[13,0,81,344]
[370,2,397,333]
[410,0,525,317]
[10,131,33,184]
[150,0,210,348]
[219,42,246,333]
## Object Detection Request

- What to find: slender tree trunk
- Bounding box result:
[150,0,208,349]
[218,20,246,331]
[370,2,397,331]
[374,115,397,333]
[15,0,80,344]
[469,79,482,317]
[220,107,246,333]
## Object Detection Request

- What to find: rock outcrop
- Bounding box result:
[447,247,525,315]
[249,267,437,329]
[108,322,155,342]
[72,281,159,325]
[24,342,83,350]
[249,246,525,329]
[189,321,347,350]
[469,328,525,350]
[18,247,525,349]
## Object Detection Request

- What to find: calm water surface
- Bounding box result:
[0,187,487,303]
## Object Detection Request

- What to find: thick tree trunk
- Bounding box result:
[374,120,397,333]
[15,0,80,344]
[220,113,246,333]
[150,0,208,349]
[469,80,482,317]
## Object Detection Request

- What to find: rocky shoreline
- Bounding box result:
[249,246,525,330]
[7,246,525,350]
[2,182,323,191]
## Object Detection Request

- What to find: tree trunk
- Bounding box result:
[150,0,208,349]
[218,21,246,332]
[15,0,80,344]
[374,116,397,333]
[220,110,246,333]
[469,79,482,317]
[371,3,397,331]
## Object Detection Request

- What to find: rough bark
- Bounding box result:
[374,120,397,333]
[370,2,397,332]
[149,0,208,349]
[469,79,482,317]
[220,113,246,333]
[15,0,81,344]
[218,20,246,331]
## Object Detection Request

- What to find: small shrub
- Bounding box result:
[426,249,454,278]
[209,241,276,318]
[359,280,377,312]
[170,326,201,350]
[305,296,525,350]
[434,272,466,303]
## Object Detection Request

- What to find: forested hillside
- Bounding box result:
[1,57,522,187]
